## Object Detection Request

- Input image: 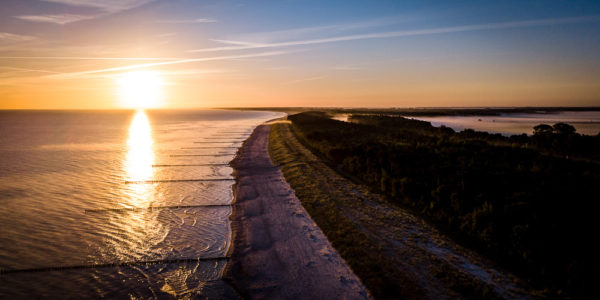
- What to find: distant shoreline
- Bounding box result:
[220,106,600,117]
[2,106,599,116]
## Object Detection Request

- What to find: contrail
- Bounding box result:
[47,51,286,78]
[189,15,600,52]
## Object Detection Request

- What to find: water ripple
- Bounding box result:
[0,110,284,297]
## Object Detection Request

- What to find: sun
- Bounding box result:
[117,70,164,109]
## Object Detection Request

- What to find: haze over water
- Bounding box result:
[0,109,282,298]
[412,111,600,136]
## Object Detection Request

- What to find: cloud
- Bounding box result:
[16,0,155,24]
[39,0,155,13]
[0,32,36,42]
[0,66,63,74]
[47,51,287,78]
[189,15,600,53]
[211,39,267,47]
[156,18,216,24]
[15,14,94,24]
[230,17,402,43]
[160,69,234,76]
[0,56,180,61]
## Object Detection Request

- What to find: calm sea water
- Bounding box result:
[0,109,282,298]
[335,111,600,136]
[411,111,600,136]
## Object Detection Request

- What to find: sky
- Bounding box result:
[1,0,599,109]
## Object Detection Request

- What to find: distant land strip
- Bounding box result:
[152,164,229,167]
[181,147,238,149]
[194,141,242,144]
[223,106,600,117]
[0,257,230,275]
[169,154,235,157]
[85,204,230,213]
[125,178,234,183]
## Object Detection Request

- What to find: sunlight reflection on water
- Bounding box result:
[124,110,154,208]
[0,109,284,297]
[103,110,162,265]
[126,110,154,183]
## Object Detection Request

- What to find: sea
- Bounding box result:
[334,111,600,136]
[0,109,283,298]
[411,111,600,136]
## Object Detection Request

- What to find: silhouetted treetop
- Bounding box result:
[553,122,576,135]
[533,124,553,135]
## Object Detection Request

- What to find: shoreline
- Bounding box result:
[224,122,369,299]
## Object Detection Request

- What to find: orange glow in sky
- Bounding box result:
[1,1,599,109]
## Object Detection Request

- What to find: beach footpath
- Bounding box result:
[224,122,370,299]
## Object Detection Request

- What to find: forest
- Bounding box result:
[287,111,600,297]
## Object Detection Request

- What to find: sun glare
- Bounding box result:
[124,110,154,206]
[117,70,164,109]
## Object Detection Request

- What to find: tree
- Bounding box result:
[552,123,576,135]
[533,124,553,135]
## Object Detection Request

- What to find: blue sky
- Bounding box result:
[1,0,599,108]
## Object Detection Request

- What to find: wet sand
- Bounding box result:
[225,123,370,299]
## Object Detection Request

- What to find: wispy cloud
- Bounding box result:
[161,69,234,76]
[230,17,402,43]
[15,14,94,24]
[0,32,36,42]
[156,18,216,24]
[16,0,155,24]
[189,15,600,53]
[211,39,267,47]
[0,56,181,61]
[47,51,287,78]
[39,0,155,13]
[0,66,63,74]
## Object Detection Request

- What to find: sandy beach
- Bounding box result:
[225,123,370,299]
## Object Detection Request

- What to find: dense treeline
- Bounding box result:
[288,111,600,297]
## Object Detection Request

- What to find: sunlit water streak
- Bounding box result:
[0,109,283,298]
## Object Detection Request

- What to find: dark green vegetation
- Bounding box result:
[287,112,600,298]
[270,122,423,299]
[269,121,533,299]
